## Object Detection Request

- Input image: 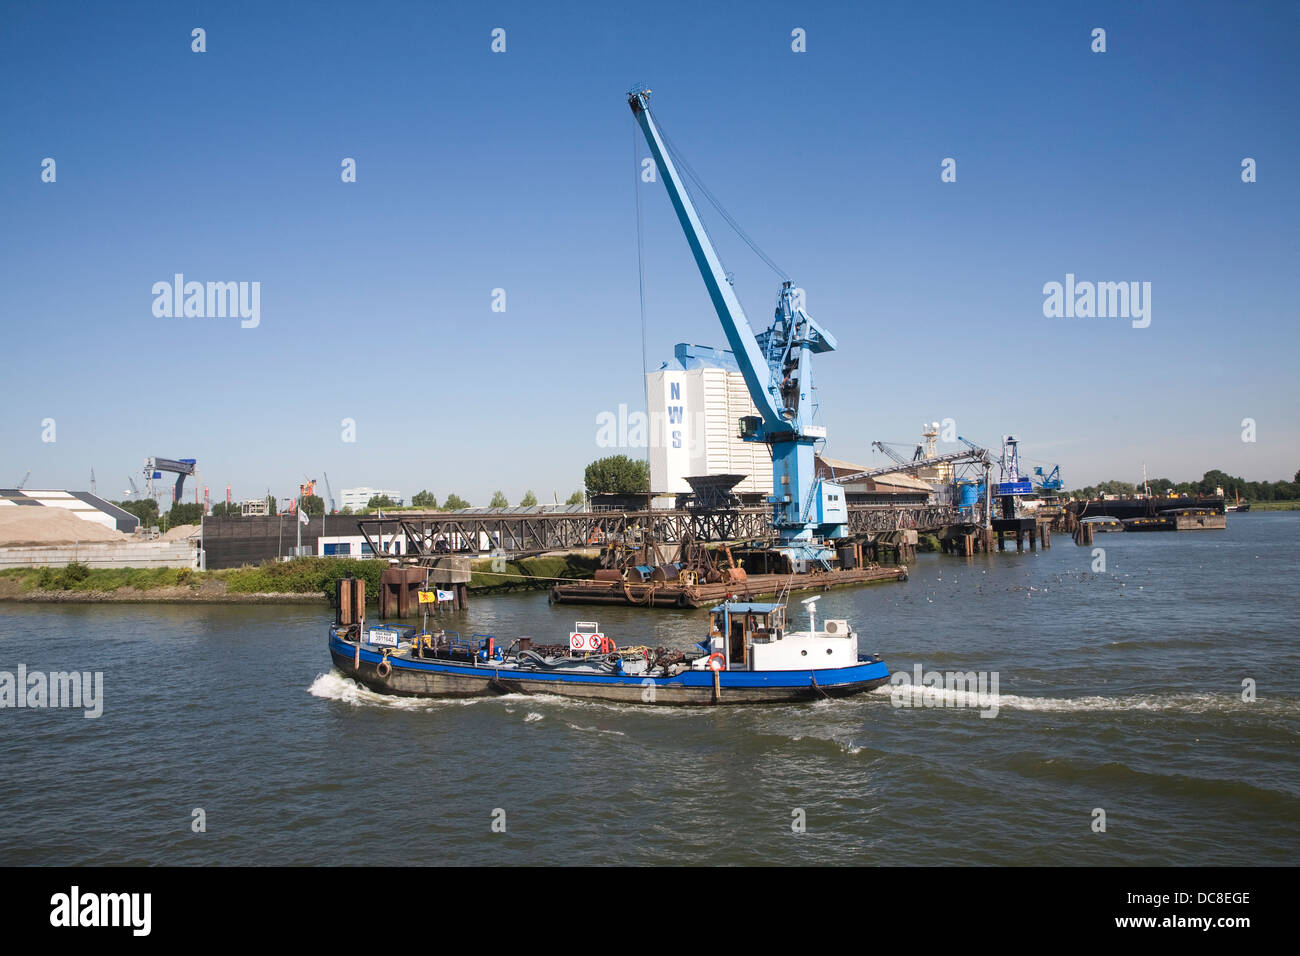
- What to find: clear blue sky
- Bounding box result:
[2,0,1297,506]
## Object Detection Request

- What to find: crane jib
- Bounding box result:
[629,90,782,431]
[627,90,836,440]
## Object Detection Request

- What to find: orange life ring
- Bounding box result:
[708,653,726,672]
[601,636,618,654]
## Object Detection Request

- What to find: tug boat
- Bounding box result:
[327,597,890,706]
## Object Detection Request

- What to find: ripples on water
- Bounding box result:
[1,514,1296,865]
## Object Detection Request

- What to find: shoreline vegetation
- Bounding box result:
[2,507,1292,603]
[0,555,601,605]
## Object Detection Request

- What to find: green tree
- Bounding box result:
[1197,469,1237,496]
[584,455,650,496]
[367,494,397,509]
[300,494,325,516]
[1274,480,1300,501]
[339,505,354,515]
[411,489,438,508]
[1095,480,1137,497]
[167,502,205,526]
[443,493,470,510]
[115,498,160,526]
[489,491,509,508]
[266,495,277,515]
[566,490,585,506]
[1065,469,1300,503]
[520,490,538,506]
[209,501,239,517]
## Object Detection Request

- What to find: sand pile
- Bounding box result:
[160,523,201,540]
[0,507,127,546]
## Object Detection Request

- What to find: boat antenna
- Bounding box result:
[801,594,821,634]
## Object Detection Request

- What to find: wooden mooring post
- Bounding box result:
[937,527,1000,555]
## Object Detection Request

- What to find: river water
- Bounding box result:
[1,513,1296,866]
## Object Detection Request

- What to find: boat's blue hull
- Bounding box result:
[328,632,889,705]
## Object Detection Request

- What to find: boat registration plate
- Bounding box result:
[368,628,400,647]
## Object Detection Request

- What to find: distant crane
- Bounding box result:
[90,468,97,495]
[322,472,337,514]
[872,440,925,470]
[16,470,31,490]
[832,445,992,485]
[1032,465,1063,492]
[849,438,993,528]
[144,457,197,504]
[868,439,991,476]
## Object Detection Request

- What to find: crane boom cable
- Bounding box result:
[655,121,793,388]
[656,120,789,281]
[668,135,788,280]
[647,117,766,361]
[655,124,733,282]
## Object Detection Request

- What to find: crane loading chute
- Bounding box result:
[628,88,846,563]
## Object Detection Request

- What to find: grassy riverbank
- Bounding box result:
[1242,500,1300,511]
[0,554,601,604]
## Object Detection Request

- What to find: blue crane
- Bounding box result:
[1032,465,1062,492]
[322,471,337,514]
[144,457,197,504]
[628,88,846,564]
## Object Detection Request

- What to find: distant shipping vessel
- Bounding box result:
[1071,495,1226,522]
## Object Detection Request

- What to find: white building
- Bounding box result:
[339,487,404,511]
[0,489,139,533]
[646,344,774,497]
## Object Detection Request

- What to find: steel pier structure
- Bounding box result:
[357,504,970,563]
